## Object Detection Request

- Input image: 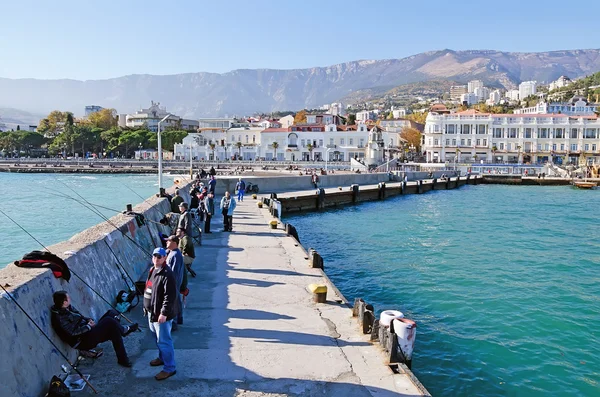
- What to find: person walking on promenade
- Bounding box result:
[177,202,193,237]
[170,190,184,213]
[208,174,217,194]
[235,178,246,202]
[165,236,185,329]
[220,191,236,232]
[144,247,177,381]
[204,192,215,233]
[176,227,196,277]
[51,291,137,367]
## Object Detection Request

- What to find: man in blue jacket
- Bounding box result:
[219,191,237,232]
[235,178,246,202]
[165,236,184,329]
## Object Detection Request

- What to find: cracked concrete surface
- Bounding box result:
[78,197,426,396]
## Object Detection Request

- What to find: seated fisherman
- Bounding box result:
[50,290,138,367]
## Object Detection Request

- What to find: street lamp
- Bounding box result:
[189,143,193,179]
[325,147,333,172]
[138,143,142,160]
[157,114,171,192]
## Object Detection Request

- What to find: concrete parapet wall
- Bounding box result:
[213,173,391,194]
[0,183,192,397]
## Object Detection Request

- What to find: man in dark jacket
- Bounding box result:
[170,190,184,213]
[203,192,215,233]
[51,291,136,367]
[177,202,192,237]
[144,247,177,380]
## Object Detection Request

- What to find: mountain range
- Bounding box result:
[1,48,600,119]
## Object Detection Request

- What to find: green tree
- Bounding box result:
[347,114,356,125]
[38,110,71,137]
[236,141,242,158]
[209,142,216,159]
[306,143,314,161]
[400,127,422,151]
[161,130,188,153]
[86,108,118,130]
[293,110,307,124]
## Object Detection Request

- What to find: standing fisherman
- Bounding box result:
[236,178,246,202]
[177,202,192,237]
[144,247,177,381]
[219,191,237,232]
[170,190,184,213]
[203,192,215,234]
[176,227,196,277]
[165,236,184,329]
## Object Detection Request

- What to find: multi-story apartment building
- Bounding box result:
[460,92,480,105]
[468,80,484,93]
[519,81,537,99]
[549,76,572,91]
[450,85,468,99]
[506,89,520,101]
[423,109,600,165]
[125,101,199,132]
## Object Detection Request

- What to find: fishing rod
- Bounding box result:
[0,283,99,394]
[0,208,137,326]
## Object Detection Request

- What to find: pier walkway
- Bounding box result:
[79,198,427,396]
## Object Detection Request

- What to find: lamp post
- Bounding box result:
[138,143,142,160]
[157,114,171,192]
[325,147,332,172]
[189,143,193,179]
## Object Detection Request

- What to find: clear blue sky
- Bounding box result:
[1,0,599,80]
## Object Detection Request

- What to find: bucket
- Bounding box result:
[380,310,404,327]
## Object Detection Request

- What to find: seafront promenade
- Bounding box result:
[78,198,429,396]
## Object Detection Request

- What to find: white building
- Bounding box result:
[85,105,103,117]
[125,101,199,132]
[329,102,345,116]
[460,92,480,105]
[513,96,598,116]
[422,109,600,165]
[468,80,484,93]
[391,107,407,118]
[549,76,572,91]
[197,118,235,129]
[519,81,537,100]
[356,110,376,122]
[506,89,520,101]
[487,90,502,105]
[474,87,490,103]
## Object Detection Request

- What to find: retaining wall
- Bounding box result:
[0,182,192,397]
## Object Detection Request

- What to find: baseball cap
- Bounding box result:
[152,247,167,257]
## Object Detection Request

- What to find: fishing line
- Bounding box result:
[0,208,137,325]
[0,283,99,394]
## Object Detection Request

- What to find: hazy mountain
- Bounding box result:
[0,107,45,130]
[1,49,600,118]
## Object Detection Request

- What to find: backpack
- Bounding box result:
[46,375,70,397]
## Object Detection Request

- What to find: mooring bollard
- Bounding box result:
[401,181,406,195]
[432,178,437,190]
[417,180,423,194]
[126,203,133,212]
[269,220,278,229]
[308,248,323,269]
[351,184,359,203]
[308,284,327,303]
[378,182,386,199]
[446,177,450,189]
[285,223,300,242]
[393,318,417,369]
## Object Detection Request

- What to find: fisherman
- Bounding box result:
[235,178,246,202]
[204,192,215,234]
[177,202,193,236]
[209,166,216,176]
[170,190,184,213]
[165,236,185,329]
[51,291,137,367]
[220,191,237,232]
[176,227,196,277]
[144,247,177,381]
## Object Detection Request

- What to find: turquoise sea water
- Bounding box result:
[0,173,161,268]
[285,185,600,396]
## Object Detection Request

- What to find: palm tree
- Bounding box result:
[272,141,279,160]
[492,145,498,162]
[306,143,314,161]
[236,141,243,159]
[209,142,216,160]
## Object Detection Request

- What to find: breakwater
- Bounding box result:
[0,182,191,397]
[270,176,481,215]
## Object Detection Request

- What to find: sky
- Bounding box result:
[1,0,599,81]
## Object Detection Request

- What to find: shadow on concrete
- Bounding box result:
[78,206,423,397]
[231,267,320,277]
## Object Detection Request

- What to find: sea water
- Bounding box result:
[0,173,161,267]
[285,185,600,396]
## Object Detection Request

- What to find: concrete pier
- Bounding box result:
[77,198,429,396]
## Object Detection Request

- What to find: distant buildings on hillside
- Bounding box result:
[119,101,199,132]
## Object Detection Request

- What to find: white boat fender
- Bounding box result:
[393,318,417,361]
[380,310,404,327]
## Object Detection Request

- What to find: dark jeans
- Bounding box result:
[78,310,128,362]
[222,209,232,231]
[205,214,212,233]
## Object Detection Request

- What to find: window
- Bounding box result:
[340,138,345,145]
[507,143,512,150]
[301,139,306,147]
[560,144,564,151]
[253,136,256,143]
[460,139,465,145]
[570,129,578,139]
[544,144,549,151]
[552,144,556,151]
[571,144,578,151]
[593,144,597,151]
[329,138,334,146]
[585,144,590,151]
[493,128,502,138]
[539,128,548,138]
[555,128,564,139]
[476,139,481,146]
[349,138,354,145]
[524,128,532,138]
[499,143,504,150]
[584,128,597,139]
[238,135,242,142]
[447,125,455,134]
[508,128,517,138]
[452,139,456,145]
[467,139,472,146]
[434,139,439,146]
[446,139,450,145]
[318,139,323,147]
[245,135,249,143]
[463,125,471,134]
[483,139,487,146]
[359,138,364,147]
[537,144,542,150]
[477,124,486,134]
